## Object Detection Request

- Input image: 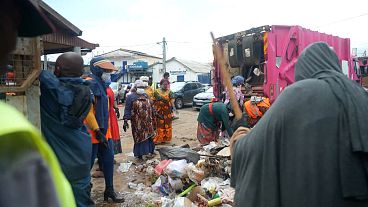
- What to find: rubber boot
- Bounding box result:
[103,187,124,203]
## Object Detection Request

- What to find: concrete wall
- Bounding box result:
[151,60,200,84]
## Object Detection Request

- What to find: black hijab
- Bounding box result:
[231,42,368,207]
[295,42,368,199]
[296,42,368,153]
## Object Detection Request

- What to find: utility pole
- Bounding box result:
[162,37,167,73]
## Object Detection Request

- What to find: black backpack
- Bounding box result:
[60,83,92,129]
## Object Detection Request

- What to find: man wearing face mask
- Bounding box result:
[123,80,156,160]
[88,57,124,203]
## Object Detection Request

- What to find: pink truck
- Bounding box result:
[213,25,360,103]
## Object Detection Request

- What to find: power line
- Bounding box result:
[97,42,158,48]
[318,12,368,27]
[167,41,212,44]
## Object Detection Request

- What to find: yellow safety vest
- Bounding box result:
[0,102,76,207]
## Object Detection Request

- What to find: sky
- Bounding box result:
[44,0,368,63]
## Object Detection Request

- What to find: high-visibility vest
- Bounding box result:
[0,102,76,207]
[244,98,270,119]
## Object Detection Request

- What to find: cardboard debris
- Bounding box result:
[216,147,231,157]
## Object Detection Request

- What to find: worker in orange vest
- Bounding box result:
[243,96,270,127]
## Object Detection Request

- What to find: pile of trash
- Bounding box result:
[119,142,234,207]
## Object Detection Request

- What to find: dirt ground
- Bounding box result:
[91,106,201,206]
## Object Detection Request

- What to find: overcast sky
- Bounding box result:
[44,0,368,63]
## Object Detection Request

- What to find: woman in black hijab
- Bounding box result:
[231,42,368,207]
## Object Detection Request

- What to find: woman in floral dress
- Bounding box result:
[123,80,156,159]
[152,79,175,144]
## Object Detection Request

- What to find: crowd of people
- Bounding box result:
[2,1,368,207]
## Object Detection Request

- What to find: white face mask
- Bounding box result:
[136,88,145,95]
[101,72,111,82]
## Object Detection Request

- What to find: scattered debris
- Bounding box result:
[216,147,231,157]
[119,140,235,206]
[125,152,134,157]
[165,160,188,178]
[155,159,173,175]
[118,162,132,173]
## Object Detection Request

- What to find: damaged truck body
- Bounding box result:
[213,25,360,103]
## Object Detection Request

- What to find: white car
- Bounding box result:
[192,87,215,110]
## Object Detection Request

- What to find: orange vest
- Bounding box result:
[85,97,112,144]
[83,76,112,144]
[244,98,270,119]
[88,121,112,144]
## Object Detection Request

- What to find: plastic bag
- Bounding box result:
[201,177,224,192]
[173,197,195,207]
[154,159,172,175]
[152,176,162,192]
[118,162,132,173]
[168,176,184,191]
[186,163,205,184]
[203,142,218,152]
[152,176,170,195]
[159,147,200,163]
[164,160,188,178]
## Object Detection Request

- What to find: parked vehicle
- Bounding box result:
[171,81,206,109]
[192,87,215,110]
[213,25,360,103]
[202,84,211,91]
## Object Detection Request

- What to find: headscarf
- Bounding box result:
[134,80,148,88]
[139,76,149,82]
[231,75,244,86]
[89,57,109,133]
[295,42,368,199]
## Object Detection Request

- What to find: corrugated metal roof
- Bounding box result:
[168,57,211,73]
[39,1,82,36]
[97,48,162,59]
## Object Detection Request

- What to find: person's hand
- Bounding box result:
[174,109,179,115]
[231,113,249,132]
[230,127,251,156]
[123,120,129,132]
[172,106,179,115]
[115,108,120,119]
[94,129,109,149]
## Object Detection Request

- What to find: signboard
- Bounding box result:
[127,61,148,71]
[170,70,186,75]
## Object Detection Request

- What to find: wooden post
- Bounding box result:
[211,32,242,120]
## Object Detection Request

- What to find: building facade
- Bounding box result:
[96,49,162,83]
[150,57,212,84]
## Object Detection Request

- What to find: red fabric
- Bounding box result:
[196,122,220,145]
[154,159,172,175]
[107,87,120,141]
